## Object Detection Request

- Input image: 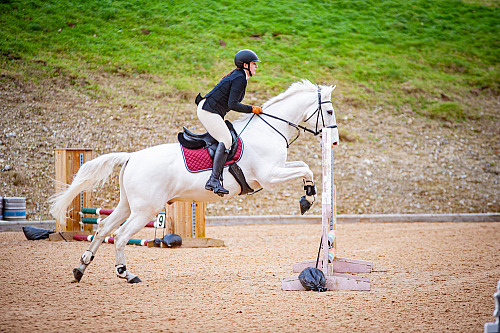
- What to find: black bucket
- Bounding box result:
[3,197,26,222]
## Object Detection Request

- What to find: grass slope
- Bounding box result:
[1,0,498,121]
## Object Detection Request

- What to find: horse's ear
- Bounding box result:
[322,84,336,97]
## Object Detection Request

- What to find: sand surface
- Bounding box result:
[1,222,499,332]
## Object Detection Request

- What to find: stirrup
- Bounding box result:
[214,185,229,196]
[205,177,229,196]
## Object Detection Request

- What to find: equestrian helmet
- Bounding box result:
[234,49,261,68]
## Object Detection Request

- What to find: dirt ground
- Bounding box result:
[1,67,499,219]
[1,222,499,333]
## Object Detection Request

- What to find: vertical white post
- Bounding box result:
[321,127,334,276]
[282,126,372,291]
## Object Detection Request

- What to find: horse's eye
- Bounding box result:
[327,110,333,115]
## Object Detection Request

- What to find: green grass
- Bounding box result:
[1,0,498,121]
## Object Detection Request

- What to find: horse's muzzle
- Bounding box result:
[320,125,339,145]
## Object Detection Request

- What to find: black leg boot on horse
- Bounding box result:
[205,142,230,196]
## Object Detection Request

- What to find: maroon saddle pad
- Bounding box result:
[181,138,243,172]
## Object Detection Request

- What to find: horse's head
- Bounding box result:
[258,80,339,146]
[303,83,339,145]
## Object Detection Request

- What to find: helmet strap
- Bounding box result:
[245,62,253,77]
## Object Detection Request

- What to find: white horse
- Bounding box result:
[50,79,339,283]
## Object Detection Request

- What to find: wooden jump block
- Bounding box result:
[181,237,224,248]
[50,232,224,248]
[49,231,92,241]
[282,273,371,291]
[54,148,94,233]
[292,257,373,274]
[147,237,224,248]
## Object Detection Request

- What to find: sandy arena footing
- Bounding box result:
[0,222,499,332]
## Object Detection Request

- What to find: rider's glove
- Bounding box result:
[252,106,263,114]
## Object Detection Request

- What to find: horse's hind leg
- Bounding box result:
[113,212,156,283]
[73,202,131,282]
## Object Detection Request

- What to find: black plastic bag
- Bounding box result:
[162,234,182,248]
[22,226,54,240]
[298,267,327,292]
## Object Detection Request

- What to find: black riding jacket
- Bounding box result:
[202,69,253,118]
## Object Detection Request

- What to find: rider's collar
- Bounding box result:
[237,68,249,80]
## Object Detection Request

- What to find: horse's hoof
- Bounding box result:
[73,267,84,282]
[299,195,312,215]
[128,276,142,283]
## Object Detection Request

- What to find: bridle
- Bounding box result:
[256,88,338,148]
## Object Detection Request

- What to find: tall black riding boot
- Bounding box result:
[205,142,230,196]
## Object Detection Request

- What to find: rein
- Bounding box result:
[256,88,337,148]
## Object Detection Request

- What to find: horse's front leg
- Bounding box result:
[284,161,309,168]
[267,163,316,214]
[284,161,317,214]
[300,178,317,215]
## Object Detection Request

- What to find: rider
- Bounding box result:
[196,49,263,197]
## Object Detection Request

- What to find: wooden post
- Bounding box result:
[54,148,93,232]
[148,201,223,248]
[166,202,205,238]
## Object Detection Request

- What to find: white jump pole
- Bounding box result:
[282,126,372,291]
[321,124,335,277]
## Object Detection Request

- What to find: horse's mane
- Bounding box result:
[234,79,333,123]
[261,79,318,110]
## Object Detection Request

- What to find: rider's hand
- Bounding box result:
[252,106,263,114]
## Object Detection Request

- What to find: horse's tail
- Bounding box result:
[49,152,131,228]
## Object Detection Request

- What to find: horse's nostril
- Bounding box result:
[333,142,338,146]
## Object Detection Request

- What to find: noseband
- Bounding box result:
[305,90,336,135]
[257,88,338,147]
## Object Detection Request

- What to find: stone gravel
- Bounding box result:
[1,70,498,219]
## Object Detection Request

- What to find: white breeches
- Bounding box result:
[197,99,232,148]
